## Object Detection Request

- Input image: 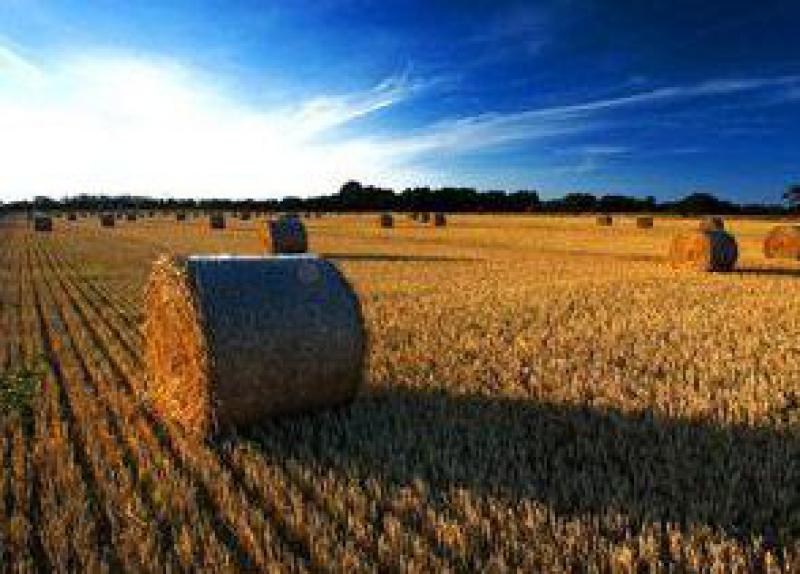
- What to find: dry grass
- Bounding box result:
[1,213,799,571]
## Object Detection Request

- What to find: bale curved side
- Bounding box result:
[143,255,366,433]
[669,230,738,272]
[763,225,800,259]
[143,256,214,435]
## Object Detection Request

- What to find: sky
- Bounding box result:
[0,1,798,203]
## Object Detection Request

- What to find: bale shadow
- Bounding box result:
[237,387,799,547]
[735,267,800,278]
[321,252,479,263]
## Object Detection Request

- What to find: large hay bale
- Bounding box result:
[379,213,394,228]
[143,255,365,433]
[101,214,115,228]
[419,212,430,223]
[669,229,738,272]
[262,216,308,254]
[433,212,447,227]
[34,215,53,232]
[699,216,724,231]
[636,216,654,228]
[597,215,613,226]
[209,213,226,229]
[763,225,800,259]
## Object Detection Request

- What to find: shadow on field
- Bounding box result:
[735,267,800,278]
[238,387,799,546]
[321,252,478,263]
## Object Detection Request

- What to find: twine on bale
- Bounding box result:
[764,225,800,259]
[143,254,366,435]
[669,229,738,272]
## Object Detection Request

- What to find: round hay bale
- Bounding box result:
[209,213,226,230]
[419,212,430,223]
[67,212,77,222]
[433,212,447,227]
[262,216,308,254]
[100,214,115,228]
[176,212,187,222]
[763,225,800,259]
[636,216,653,228]
[143,254,365,434]
[239,212,251,221]
[34,215,53,232]
[379,213,394,228]
[669,229,738,272]
[597,215,613,226]
[699,216,724,231]
[126,212,137,222]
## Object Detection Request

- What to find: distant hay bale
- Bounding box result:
[636,216,654,228]
[764,225,800,259]
[176,212,187,222]
[126,212,137,222]
[699,216,725,231]
[67,213,77,221]
[669,229,738,272]
[34,215,53,232]
[143,254,365,434]
[116,212,123,219]
[209,213,226,230]
[409,212,418,220]
[419,212,430,223]
[239,212,251,221]
[433,212,447,227]
[101,214,115,228]
[379,213,394,228]
[148,211,155,218]
[597,215,613,226]
[262,215,308,253]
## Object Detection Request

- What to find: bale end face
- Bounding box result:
[263,217,308,254]
[34,216,53,232]
[763,225,800,259]
[143,255,365,435]
[669,230,738,272]
[699,216,725,231]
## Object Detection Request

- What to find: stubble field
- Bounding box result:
[1,213,799,572]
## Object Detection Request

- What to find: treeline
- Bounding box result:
[1,181,796,215]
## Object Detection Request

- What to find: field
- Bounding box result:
[1,213,799,572]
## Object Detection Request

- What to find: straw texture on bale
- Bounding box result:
[101,214,115,228]
[763,225,800,259]
[34,216,53,232]
[143,254,366,434]
[636,216,653,228]
[699,216,725,231]
[669,229,738,272]
[419,212,431,223]
[262,216,308,254]
[209,214,225,229]
[434,212,447,227]
[597,215,613,226]
[379,213,394,228]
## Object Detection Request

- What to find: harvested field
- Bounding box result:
[0,213,799,572]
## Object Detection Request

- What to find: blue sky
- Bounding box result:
[0,0,798,202]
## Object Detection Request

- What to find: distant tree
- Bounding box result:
[561,193,597,213]
[784,184,800,209]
